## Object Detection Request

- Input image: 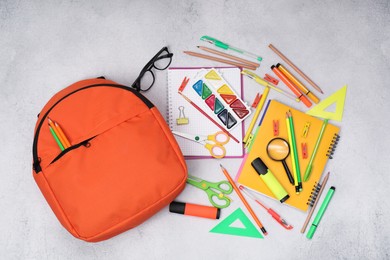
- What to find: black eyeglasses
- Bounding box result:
[132,46,173,92]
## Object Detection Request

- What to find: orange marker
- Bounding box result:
[276,63,320,104]
[169,201,220,219]
[219,164,268,235]
[271,65,312,108]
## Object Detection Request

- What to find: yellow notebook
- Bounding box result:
[236,100,340,211]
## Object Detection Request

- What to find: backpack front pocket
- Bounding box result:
[42,110,185,238]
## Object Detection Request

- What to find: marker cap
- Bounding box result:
[169,201,220,219]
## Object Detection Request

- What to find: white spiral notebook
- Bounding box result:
[167,67,245,159]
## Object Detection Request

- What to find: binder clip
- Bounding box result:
[302,122,311,138]
[251,93,262,108]
[273,120,279,136]
[301,143,308,159]
[264,74,279,85]
[176,106,189,125]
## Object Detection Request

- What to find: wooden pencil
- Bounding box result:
[184,51,257,70]
[220,164,268,236]
[300,172,330,233]
[268,44,324,94]
[197,46,260,68]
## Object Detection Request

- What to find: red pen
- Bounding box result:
[271,65,312,108]
[239,185,293,230]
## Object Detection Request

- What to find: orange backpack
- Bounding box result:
[32,77,187,242]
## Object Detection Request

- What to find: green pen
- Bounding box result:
[304,119,328,181]
[306,186,335,239]
[200,36,263,62]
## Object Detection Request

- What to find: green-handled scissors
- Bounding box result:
[186,175,233,208]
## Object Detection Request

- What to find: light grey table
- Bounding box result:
[1,0,389,259]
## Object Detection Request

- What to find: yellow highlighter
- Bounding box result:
[276,64,320,104]
[251,157,290,203]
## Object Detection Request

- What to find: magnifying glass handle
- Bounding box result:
[282,160,294,185]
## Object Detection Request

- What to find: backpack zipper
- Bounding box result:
[49,136,96,165]
[33,83,154,173]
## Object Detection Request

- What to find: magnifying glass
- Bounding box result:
[266,138,294,185]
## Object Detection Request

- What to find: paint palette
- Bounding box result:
[192,69,251,130]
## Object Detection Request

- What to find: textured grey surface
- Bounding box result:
[1,0,389,259]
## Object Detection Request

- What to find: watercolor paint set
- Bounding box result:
[191,69,251,130]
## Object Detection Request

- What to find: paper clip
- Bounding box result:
[264,73,279,85]
[302,122,311,138]
[251,93,262,108]
[301,143,308,159]
[176,106,189,125]
[273,120,279,136]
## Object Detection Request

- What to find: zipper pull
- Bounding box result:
[33,158,42,173]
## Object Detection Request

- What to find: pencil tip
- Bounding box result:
[196,46,200,48]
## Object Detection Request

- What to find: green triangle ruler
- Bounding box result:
[209,208,263,239]
[306,85,347,121]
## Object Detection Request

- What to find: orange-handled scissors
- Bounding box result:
[172,131,230,158]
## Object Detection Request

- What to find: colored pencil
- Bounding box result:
[268,44,324,94]
[49,126,65,151]
[178,92,239,143]
[54,121,71,148]
[197,46,260,68]
[48,118,67,149]
[220,164,268,235]
[286,113,298,192]
[301,172,330,233]
[183,51,257,70]
[304,119,328,181]
[287,111,302,192]
[243,86,270,146]
[242,70,300,102]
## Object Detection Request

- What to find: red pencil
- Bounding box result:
[177,77,239,143]
[178,92,239,143]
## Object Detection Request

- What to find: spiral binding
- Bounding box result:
[167,70,174,130]
[306,182,322,207]
[326,133,340,159]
